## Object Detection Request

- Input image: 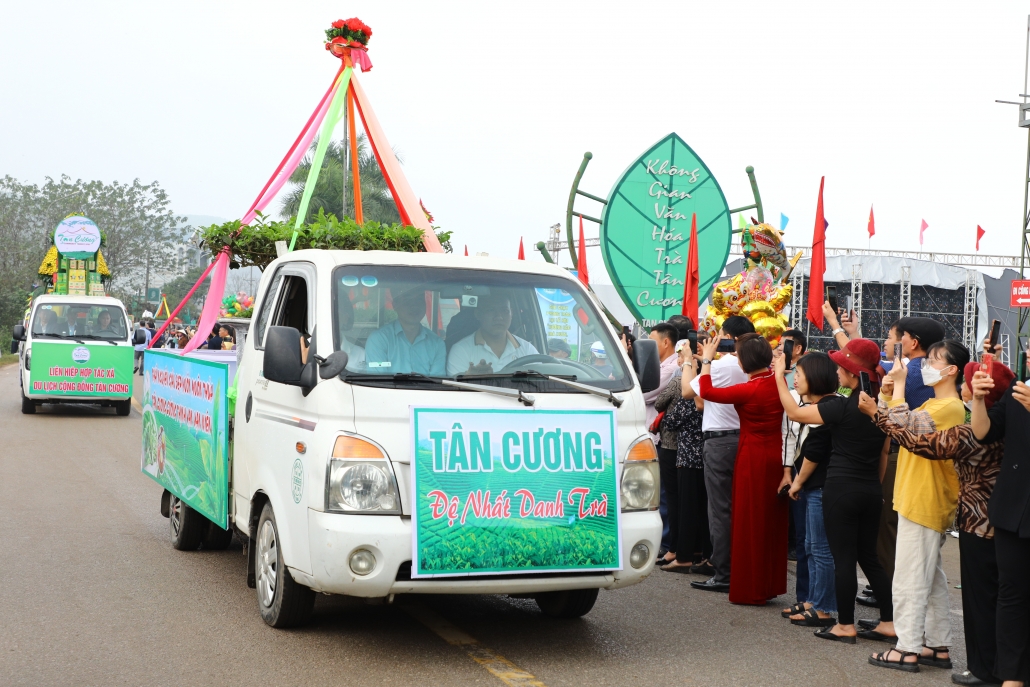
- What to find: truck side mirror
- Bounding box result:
[133,328,148,345]
[264,326,317,393]
[11,324,25,353]
[633,337,661,393]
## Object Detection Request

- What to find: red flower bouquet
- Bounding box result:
[325,17,372,50]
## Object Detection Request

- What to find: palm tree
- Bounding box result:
[279,134,401,225]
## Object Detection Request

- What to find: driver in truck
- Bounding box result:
[447,292,539,376]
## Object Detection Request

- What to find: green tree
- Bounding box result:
[0,175,188,331]
[279,134,401,225]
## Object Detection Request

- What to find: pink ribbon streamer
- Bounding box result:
[349,47,373,72]
[240,68,345,226]
[180,250,230,355]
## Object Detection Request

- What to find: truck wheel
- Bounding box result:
[115,399,131,416]
[534,588,599,618]
[255,503,314,628]
[202,521,234,550]
[169,495,205,551]
[21,393,36,415]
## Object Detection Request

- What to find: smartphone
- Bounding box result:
[1019,350,1027,382]
[782,338,795,370]
[716,338,736,353]
[826,285,838,315]
[988,319,1001,352]
[982,353,994,378]
[778,484,791,498]
[894,342,903,363]
[859,370,872,396]
[687,329,698,354]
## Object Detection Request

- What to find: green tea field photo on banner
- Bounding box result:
[140,351,229,529]
[28,341,133,397]
[410,407,621,578]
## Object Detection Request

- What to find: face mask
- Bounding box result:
[920,363,951,387]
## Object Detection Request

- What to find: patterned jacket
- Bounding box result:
[663,390,704,469]
[873,401,1002,539]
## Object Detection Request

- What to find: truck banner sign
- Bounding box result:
[28,342,133,397]
[141,350,229,529]
[410,407,621,578]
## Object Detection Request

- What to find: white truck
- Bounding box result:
[142,250,663,627]
[12,294,136,415]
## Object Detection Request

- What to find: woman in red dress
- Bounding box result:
[698,332,791,605]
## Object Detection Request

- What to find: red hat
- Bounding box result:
[964,361,1014,410]
[829,338,883,381]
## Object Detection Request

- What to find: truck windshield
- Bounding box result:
[332,265,632,391]
[31,303,128,341]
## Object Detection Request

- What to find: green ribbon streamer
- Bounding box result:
[290,67,353,251]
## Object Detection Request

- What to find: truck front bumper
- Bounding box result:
[295,509,662,597]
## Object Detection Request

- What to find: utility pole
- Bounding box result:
[996,15,1030,353]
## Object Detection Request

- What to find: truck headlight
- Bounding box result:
[621,436,660,511]
[326,435,400,514]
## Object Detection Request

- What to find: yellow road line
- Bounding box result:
[402,602,547,687]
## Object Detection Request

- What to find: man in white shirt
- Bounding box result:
[687,315,753,592]
[447,293,538,375]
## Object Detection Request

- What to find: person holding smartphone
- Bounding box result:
[694,331,789,605]
[868,340,969,673]
[773,338,894,645]
[687,316,754,593]
[970,359,1030,687]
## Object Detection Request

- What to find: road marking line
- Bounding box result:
[402,602,547,687]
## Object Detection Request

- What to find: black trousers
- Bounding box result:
[658,447,679,553]
[676,466,712,564]
[958,531,1000,684]
[994,527,1030,682]
[822,480,893,626]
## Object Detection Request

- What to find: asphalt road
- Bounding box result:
[0,362,967,686]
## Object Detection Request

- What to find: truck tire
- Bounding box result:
[255,503,314,628]
[169,495,206,551]
[21,393,35,415]
[202,521,234,550]
[115,399,132,416]
[534,588,599,618]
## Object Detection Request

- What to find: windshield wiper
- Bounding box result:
[344,371,535,406]
[505,370,624,407]
[74,334,120,345]
[34,333,86,344]
[440,379,535,406]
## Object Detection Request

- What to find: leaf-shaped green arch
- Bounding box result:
[600,133,731,327]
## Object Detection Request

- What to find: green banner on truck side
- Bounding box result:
[600,132,732,328]
[28,342,133,397]
[141,351,230,529]
[410,407,621,578]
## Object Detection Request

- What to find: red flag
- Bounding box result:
[867,205,875,238]
[682,213,700,324]
[517,237,525,260]
[806,177,827,328]
[919,219,928,245]
[577,216,589,286]
[464,245,468,256]
[976,225,986,251]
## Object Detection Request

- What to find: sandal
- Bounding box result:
[814,628,856,644]
[918,646,952,669]
[781,602,808,618]
[856,629,897,642]
[868,648,920,673]
[661,561,695,574]
[791,609,837,627]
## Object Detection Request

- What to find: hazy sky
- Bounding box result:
[3,2,1030,284]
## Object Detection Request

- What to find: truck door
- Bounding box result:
[239,262,317,575]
